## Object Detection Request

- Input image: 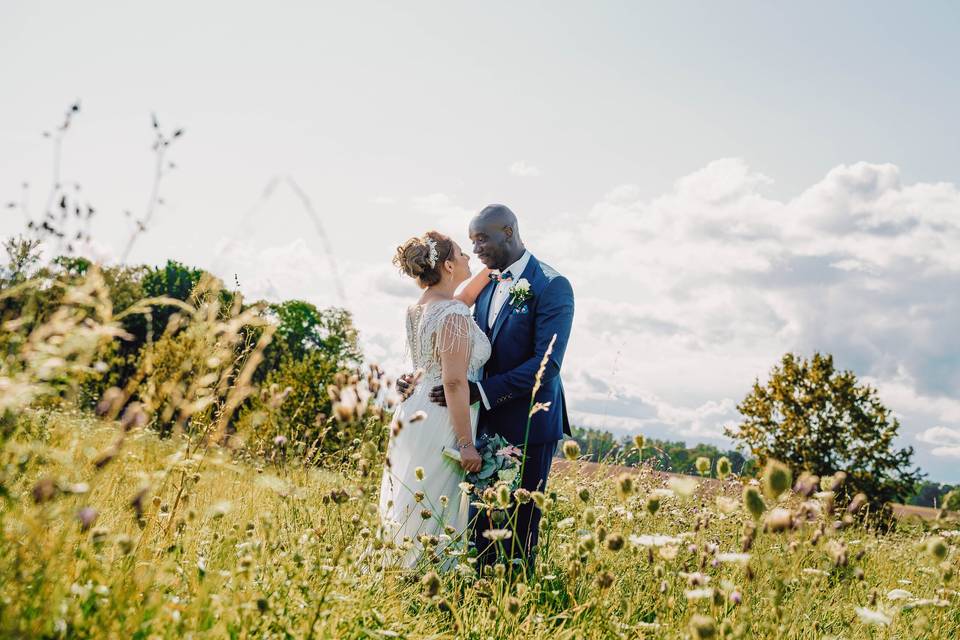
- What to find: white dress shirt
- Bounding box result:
[477,250,531,410]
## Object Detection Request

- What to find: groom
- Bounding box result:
[429,204,574,567]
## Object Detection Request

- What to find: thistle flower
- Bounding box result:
[632,434,645,450]
[420,509,433,520]
[514,488,531,504]
[506,596,521,615]
[76,507,98,531]
[743,486,766,520]
[762,459,792,499]
[562,440,581,461]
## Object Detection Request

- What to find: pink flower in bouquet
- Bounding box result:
[496,445,523,460]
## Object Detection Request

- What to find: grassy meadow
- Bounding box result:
[2,407,960,639]
[0,256,958,639]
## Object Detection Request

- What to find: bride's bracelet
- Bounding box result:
[457,440,474,450]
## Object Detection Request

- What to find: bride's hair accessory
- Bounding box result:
[425,237,439,268]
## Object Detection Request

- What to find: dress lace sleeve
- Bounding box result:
[431,302,473,363]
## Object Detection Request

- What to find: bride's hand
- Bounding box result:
[459,444,482,473]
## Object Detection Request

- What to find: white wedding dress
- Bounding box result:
[378,299,491,568]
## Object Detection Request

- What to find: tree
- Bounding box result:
[727,352,923,517]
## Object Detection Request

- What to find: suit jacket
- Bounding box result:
[475,254,574,445]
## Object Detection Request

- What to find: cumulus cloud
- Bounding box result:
[534,158,960,477]
[917,427,960,458]
[509,161,542,177]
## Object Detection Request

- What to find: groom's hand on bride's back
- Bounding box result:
[429,382,481,407]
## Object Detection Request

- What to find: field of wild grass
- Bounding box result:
[1,260,959,639]
[3,407,960,639]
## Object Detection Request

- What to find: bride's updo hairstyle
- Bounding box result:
[393,231,455,288]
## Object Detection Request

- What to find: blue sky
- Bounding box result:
[2,2,959,480]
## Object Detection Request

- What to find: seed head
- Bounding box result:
[606,533,625,551]
[596,571,615,590]
[514,488,531,504]
[762,459,792,499]
[928,536,948,561]
[422,571,441,597]
[506,596,521,615]
[615,473,634,499]
[689,614,716,639]
[695,457,711,476]
[562,440,581,461]
[632,434,645,451]
[415,466,425,481]
[577,486,590,503]
[646,496,661,516]
[716,456,732,479]
[846,492,868,515]
[743,486,766,520]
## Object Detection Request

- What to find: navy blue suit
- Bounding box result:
[472,254,574,566]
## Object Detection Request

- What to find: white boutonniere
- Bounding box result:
[508,278,533,306]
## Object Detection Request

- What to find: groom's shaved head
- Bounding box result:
[469,204,526,271]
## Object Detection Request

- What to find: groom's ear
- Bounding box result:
[503,225,514,239]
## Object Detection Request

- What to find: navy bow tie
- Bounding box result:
[490,270,512,282]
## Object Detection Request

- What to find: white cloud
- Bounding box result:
[917,427,960,458]
[509,161,542,177]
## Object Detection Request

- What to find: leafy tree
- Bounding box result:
[907,481,957,508]
[727,352,923,517]
[942,488,960,512]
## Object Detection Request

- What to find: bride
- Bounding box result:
[378,230,492,568]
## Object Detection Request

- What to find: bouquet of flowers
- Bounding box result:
[444,433,523,497]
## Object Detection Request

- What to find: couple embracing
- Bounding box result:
[378,204,575,572]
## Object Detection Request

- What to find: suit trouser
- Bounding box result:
[472,440,557,568]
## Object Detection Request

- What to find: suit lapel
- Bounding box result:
[477,280,496,334]
[490,255,539,345]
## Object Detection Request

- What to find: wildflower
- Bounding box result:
[514,488,531,504]
[420,509,433,520]
[794,472,819,497]
[762,459,792,499]
[829,470,847,491]
[32,477,58,504]
[458,481,473,494]
[422,571,441,597]
[688,614,716,639]
[482,529,512,542]
[669,476,697,497]
[695,457,711,476]
[583,507,596,526]
[415,466,425,481]
[743,486,765,520]
[764,507,793,533]
[854,607,891,626]
[76,507,98,531]
[632,434,645,450]
[730,590,742,605]
[531,491,545,509]
[505,596,521,615]
[577,486,590,503]
[414,491,425,503]
[716,456,732,479]
[439,495,449,508]
[715,496,739,514]
[562,440,581,461]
